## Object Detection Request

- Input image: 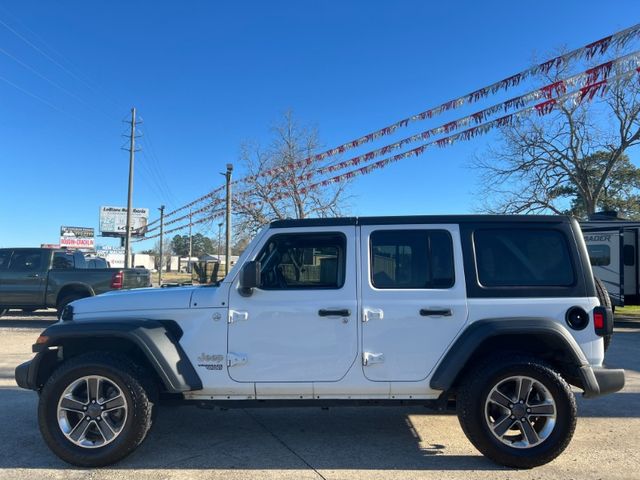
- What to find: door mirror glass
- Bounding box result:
[239,260,261,295]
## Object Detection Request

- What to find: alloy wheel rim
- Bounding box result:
[484,375,557,449]
[56,375,128,448]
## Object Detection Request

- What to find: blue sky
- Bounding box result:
[0,1,638,250]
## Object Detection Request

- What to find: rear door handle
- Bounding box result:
[318,309,351,317]
[420,308,452,317]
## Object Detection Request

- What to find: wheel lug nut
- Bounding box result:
[521,417,526,422]
[527,408,531,413]
[100,406,104,410]
[83,406,87,411]
[92,400,96,404]
[85,416,90,420]
[519,400,524,404]
[511,415,515,419]
[508,403,513,408]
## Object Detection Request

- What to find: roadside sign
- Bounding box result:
[99,206,149,237]
[60,226,95,251]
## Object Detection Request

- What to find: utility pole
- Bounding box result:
[124,107,137,268]
[217,221,223,259]
[158,205,165,286]
[225,164,233,277]
[188,207,193,272]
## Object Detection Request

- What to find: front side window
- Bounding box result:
[256,233,346,290]
[0,250,11,270]
[474,229,574,287]
[9,250,43,271]
[370,230,454,289]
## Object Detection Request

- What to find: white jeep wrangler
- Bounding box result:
[15,215,623,468]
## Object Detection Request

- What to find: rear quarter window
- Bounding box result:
[474,229,575,287]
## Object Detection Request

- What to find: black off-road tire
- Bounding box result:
[457,355,577,469]
[38,352,155,467]
[594,276,613,352]
[56,293,89,319]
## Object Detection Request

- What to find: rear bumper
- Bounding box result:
[580,365,625,398]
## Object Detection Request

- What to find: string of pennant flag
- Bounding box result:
[139,64,640,241]
[143,22,640,230]
[276,67,640,200]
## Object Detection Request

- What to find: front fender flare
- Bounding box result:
[23,319,202,393]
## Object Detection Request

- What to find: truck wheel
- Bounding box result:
[56,293,88,319]
[594,277,613,352]
[457,356,576,469]
[38,352,155,467]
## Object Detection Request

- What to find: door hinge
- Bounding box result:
[363,351,385,366]
[363,308,384,322]
[227,352,248,367]
[228,310,249,324]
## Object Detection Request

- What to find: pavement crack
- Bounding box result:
[243,409,327,480]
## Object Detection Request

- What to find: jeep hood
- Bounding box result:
[71,286,200,315]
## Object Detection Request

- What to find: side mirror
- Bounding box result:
[239,260,261,296]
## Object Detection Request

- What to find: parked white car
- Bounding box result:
[16,215,623,468]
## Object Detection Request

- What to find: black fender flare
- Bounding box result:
[429,318,600,394]
[20,319,202,393]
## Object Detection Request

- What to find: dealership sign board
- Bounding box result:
[60,226,95,250]
[99,206,149,237]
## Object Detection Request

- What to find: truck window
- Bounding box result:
[474,229,574,287]
[53,252,75,269]
[9,250,43,271]
[0,249,11,270]
[256,233,345,290]
[370,230,454,289]
[587,244,611,266]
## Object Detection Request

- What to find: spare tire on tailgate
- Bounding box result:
[594,276,613,352]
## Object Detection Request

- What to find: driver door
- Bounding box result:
[226,227,358,384]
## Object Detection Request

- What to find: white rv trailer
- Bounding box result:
[581,212,640,307]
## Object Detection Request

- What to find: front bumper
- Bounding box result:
[15,359,36,390]
[580,365,625,398]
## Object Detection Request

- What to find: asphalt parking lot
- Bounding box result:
[1,311,638,480]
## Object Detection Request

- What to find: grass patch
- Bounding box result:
[616,305,640,317]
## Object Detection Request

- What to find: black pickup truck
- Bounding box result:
[0,248,150,317]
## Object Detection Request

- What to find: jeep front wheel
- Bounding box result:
[38,353,154,467]
[457,356,577,468]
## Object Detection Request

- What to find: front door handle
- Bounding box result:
[318,309,351,317]
[420,308,452,317]
[27,273,40,278]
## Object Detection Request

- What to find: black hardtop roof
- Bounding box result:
[270,215,572,228]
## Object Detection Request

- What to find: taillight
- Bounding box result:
[593,306,611,336]
[594,311,605,330]
[111,270,124,289]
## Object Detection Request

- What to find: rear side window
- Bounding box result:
[53,252,75,269]
[370,230,454,289]
[474,229,574,287]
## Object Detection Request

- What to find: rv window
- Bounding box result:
[587,244,611,267]
[624,245,635,266]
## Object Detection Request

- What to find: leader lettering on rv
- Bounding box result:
[584,234,612,242]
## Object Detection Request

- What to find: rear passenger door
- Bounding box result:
[360,224,468,382]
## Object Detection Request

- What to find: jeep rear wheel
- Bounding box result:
[38,352,154,467]
[457,356,576,468]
